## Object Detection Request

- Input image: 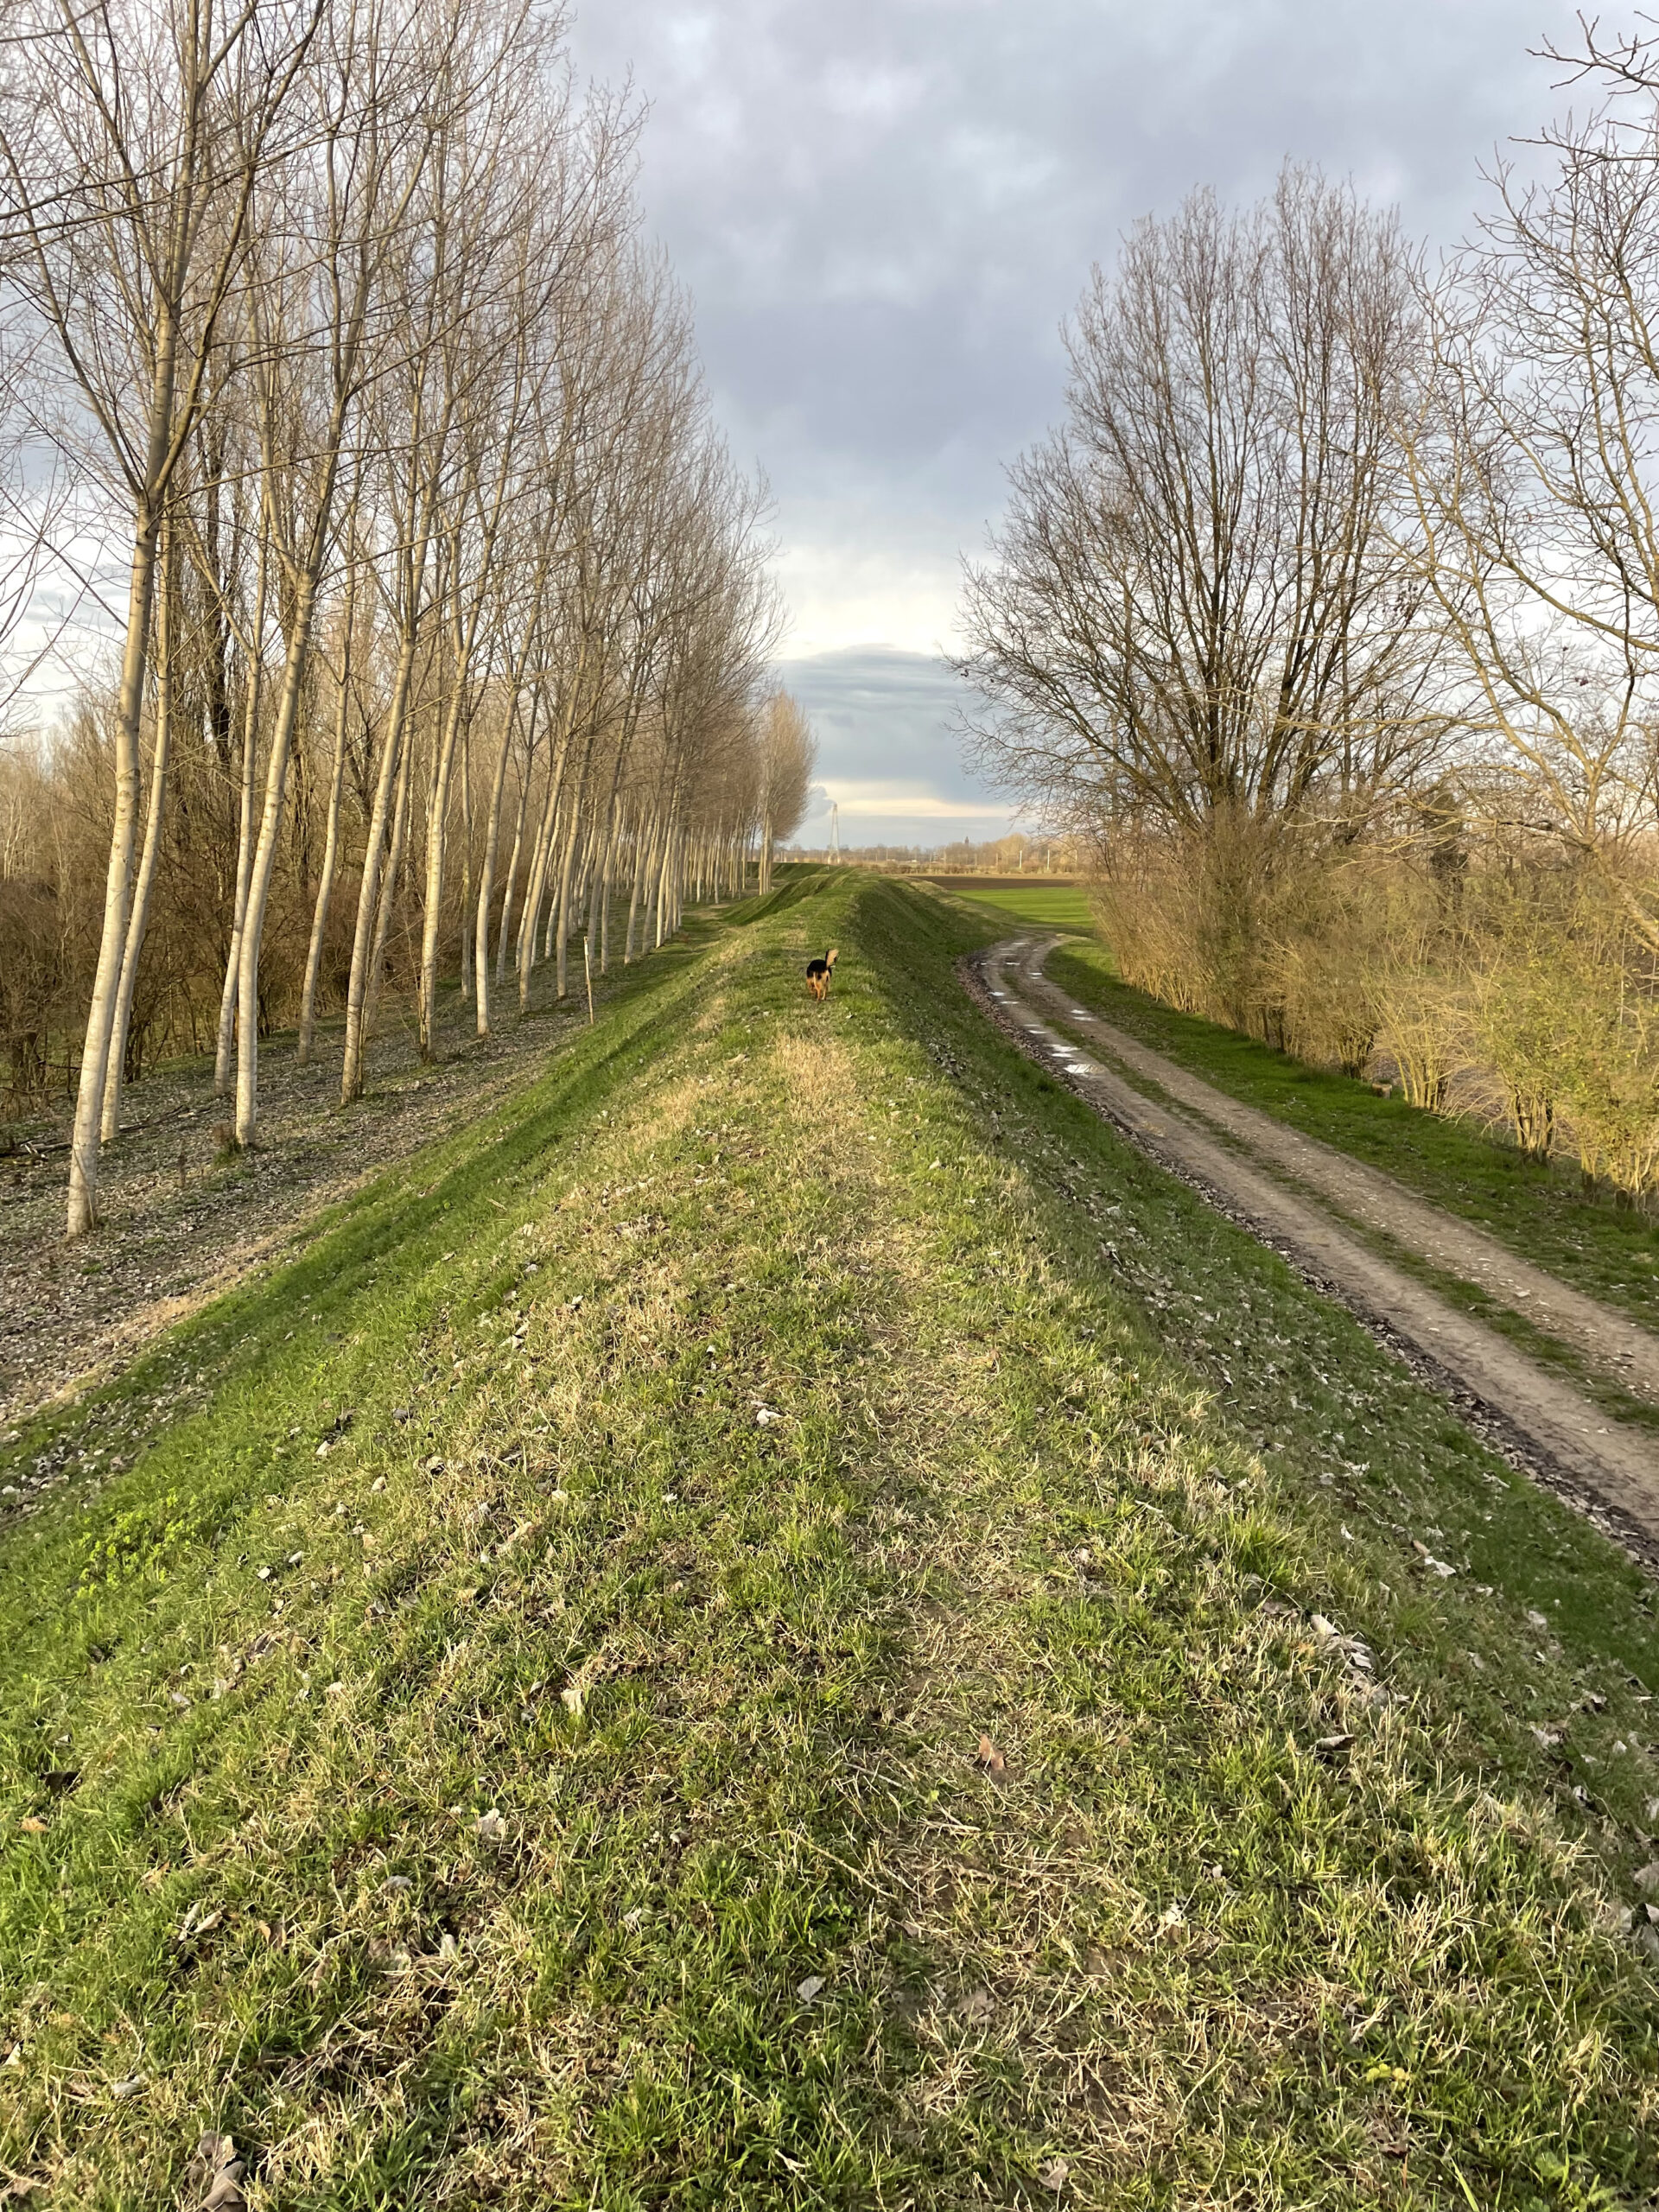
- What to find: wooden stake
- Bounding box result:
[583,933,594,1026]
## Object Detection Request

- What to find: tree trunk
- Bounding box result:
[363,728,414,1046]
[297,592,356,1065]
[235,556,326,1145]
[458,717,474,1007]
[517,642,588,1002]
[652,817,674,949]
[592,756,625,976]
[518,741,570,1008]
[553,753,592,1000]
[102,531,177,1142]
[474,696,519,1036]
[213,527,270,1097]
[341,622,423,1103]
[494,749,530,989]
[625,810,656,965]
[66,497,162,1236]
[417,665,470,1056]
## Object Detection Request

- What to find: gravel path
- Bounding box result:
[969,935,1659,1554]
[2,987,595,1433]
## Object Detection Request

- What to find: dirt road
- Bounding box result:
[968,935,1659,1554]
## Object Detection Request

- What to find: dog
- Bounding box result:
[805,947,840,1002]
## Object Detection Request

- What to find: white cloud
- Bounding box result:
[775,539,958,658]
[817,779,1008,821]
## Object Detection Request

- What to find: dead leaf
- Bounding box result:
[797,1974,825,2001]
[184,2130,246,2212]
[17,1817,47,1835]
[473,1809,506,1841]
[974,1734,1007,1780]
[559,1685,583,1718]
[1037,2156,1071,2190]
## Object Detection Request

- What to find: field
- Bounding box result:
[935,881,1096,932]
[3,874,1658,2209]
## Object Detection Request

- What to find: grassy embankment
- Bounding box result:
[3,872,1659,2208]
[1033,937,1659,1424]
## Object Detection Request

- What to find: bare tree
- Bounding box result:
[1,0,321,1230]
[1405,20,1659,950]
[230,0,438,1144]
[295,495,361,1063]
[99,510,179,1137]
[958,167,1451,855]
[0,0,781,1162]
[753,688,814,893]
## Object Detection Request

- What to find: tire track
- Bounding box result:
[965,935,1659,1562]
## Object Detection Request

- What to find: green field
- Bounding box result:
[940,880,1096,931]
[3,873,1658,2208]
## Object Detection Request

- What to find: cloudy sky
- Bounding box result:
[565,0,1586,847]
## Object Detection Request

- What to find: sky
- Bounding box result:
[565,0,1587,849]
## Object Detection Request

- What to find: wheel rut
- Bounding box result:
[965,933,1659,1561]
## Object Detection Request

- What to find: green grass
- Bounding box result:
[3,875,1659,2207]
[1048,938,1659,1336]
[942,882,1095,931]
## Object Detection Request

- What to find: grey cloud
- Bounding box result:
[569,0,1587,835]
[779,645,1014,844]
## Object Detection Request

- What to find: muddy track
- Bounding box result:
[965,935,1659,1561]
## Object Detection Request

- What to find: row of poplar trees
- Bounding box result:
[0,0,815,1236]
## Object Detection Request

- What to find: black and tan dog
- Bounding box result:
[805,947,840,1002]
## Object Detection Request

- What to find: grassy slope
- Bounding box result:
[1,875,1657,2208]
[1046,939,1659,1339]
